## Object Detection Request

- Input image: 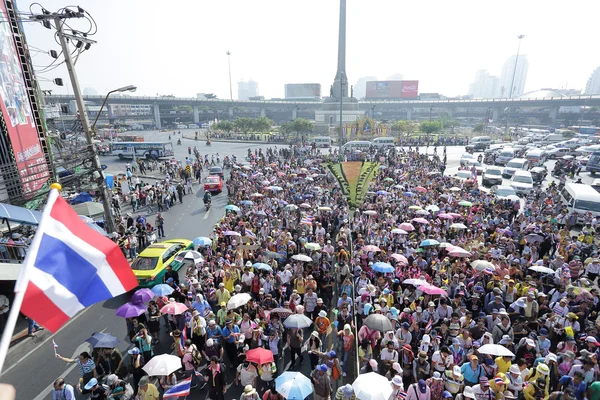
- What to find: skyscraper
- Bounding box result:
[237,80,258,100]
[499,55,529,98]
[354,76,377,100]
[468,70,499,98]
[585,67,600,94]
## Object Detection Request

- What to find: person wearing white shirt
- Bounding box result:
[278,267,293,286]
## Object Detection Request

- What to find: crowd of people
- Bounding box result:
[50,142,600,400]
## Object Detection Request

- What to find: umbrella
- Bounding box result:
[372,262,394,273]
[269,186,284,191]
[399,223,415,231]
[116,302,147,318]
[292,254,313,262]
[449,187,462,192]
[477,344,515,357]
[253,263,273,272]
[352,372,393,400]
[151,284,174,296]
[299,203,312,208]
[270,308,294,319]
[318,206,332,211]
[71,201,105,218]
[458,200,473,207]
[471,260,496,272]
[403,191,414,197]
[497,228,513,236]
[391,228,408,235]
[142,354,183,376]
[364,314,393,332]
[227,293,252,310]
[81,218,108,236]
[403,278,429,287]
[420,239,440,247]
[225,204,240,212]
[85,332,120,349]
[425,205,440,212]
[240,200,254,206]
[383,177,394,182]
[376,190,389,195]
[250,192,264,198]
[448,247,471,257]
[390,254,408,264]
[223,230,241,236]
[525,234,544,244]
[408,205,422,210]
[246,348,275,364]
[363,210,378,216]
[263,251,280,259]
[528,265,555,274]
[131,288,154,304]
[305,242,321,251]
[562,155,574,160]
[415,186,428,193]
[283,314,313,329]
[448,213,463,219]
[160,302,189,315]
[193,236,212,247]
[437,213,454,220]
[450,223,468,230]
[418,284,448,296]
[415,209,429,216]
[276,372,313,400]
[283,204,299,211]
[362,245,381,252]
[439,242,454,249]
[178,250,205,264]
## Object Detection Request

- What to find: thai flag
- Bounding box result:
[163,377,192,398]
[398,392,407,399]
[425,318,433,331]
[179,328,187,354]
[398,172,408,181]
[15,190,137,332]
[301,215,315,225]
[495,378,505,386]
[245,230,257,239]
[52,340,58,348]
[270,176,277,184]
[251,172,259,179]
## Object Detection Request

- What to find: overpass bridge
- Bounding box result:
[44,94,600,129]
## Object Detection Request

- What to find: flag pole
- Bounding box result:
[0,187,61,373]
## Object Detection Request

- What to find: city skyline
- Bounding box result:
[23,0,600,99]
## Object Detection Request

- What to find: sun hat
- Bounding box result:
[138,376,149,387]
[433,371,442,380]
[327,350,337,358]
[564,350,575,359]
[128,347,140,355]
[206,339,214,347]
[463,387,476,399]
[244,385,256,395]
[525,338,535,347]
[106,374,118,386]
[311,331,319,338]
[318,310,327,318]
[453,365,462,377]
[509,365,521,374]
[479,377,490,386]
[84,378,98,390]
[443,391,453,398]
[369,359,378,369]
[586,336,600,346]
[392,362,402,373]
[342,384,354,397]
[392,376,403,386]
[317,364,328,372]
[536,363,549,376]
[546,353,558,363]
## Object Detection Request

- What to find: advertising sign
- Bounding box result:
[365,81,403,99]
[0,2,49,196]
[401,80,419,98]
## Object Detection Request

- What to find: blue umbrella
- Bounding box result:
[85,332,120,349]
[404,191,414,197]
[193,237,212,246]
[372,262,394,273]
[420,239,440,247]
[151,284,174,297]
[253,263,273,272]
[276,372,313,400]
[240,200,253,206]
[376,190,389,195]
[239,173,248,178]
[225,205,240,212]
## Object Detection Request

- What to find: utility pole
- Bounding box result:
[339,72,345,146]
[226,51,233,100]
[54,16,116,233]
[505,34,525,139]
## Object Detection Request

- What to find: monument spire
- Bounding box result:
[333,0,348,99]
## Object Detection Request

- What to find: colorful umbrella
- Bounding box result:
[225,204,240,212]
[372,262,394,273]
[420,239,440,247]
[246,348,275,364]
[398,223,415,231]
[276,372,313,400]
[116,302,147,318]
[305,242,321,251]
[362,245,381,252]
[418,284,448,296]
[412,218,429,224]
[193,236,212,246]
[160,302,189,315]
[390,254,408,264]
[151,284,174,296]
[131,288,154,304]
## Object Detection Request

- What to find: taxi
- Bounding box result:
[131,238,193,288]
[203,175,223,193]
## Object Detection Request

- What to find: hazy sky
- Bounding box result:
[20,0,600,99]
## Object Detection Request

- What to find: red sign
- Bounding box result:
[0,3,49,196]
[401,80,419,98]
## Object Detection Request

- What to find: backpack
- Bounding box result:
[332,362,341,380]
[191,345,202,366]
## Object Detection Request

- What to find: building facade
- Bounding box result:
[499,55,529,98]
[238,80,259,100]
[585,67,600,95]
[468,70,499,99]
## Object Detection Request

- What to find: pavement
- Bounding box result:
[1,133,595,398]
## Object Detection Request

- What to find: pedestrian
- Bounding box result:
[135,376,159,400]
[127,348,145,395]
[405,379,431,400]
[127,231,137,259]
[155,213,165,238]
[205,356,226,400]
[288,327,304,369]
[52,378,76,400]
[105,374,134,399]
[55,352,96,393]
[311,364,331,400]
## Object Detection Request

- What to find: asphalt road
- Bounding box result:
[1,135,594,399]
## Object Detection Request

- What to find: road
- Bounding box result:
[1,134,595,398]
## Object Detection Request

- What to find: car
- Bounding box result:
[576,154,590,166]
[209,166,224,178]
[204,175,223,193]
[491,185,517,200]
[463,160,485,175]
[510,170,534,196]
[460,153,475,166]
[502,158,529,178]
[454,170,476,188]
[545,146,572,159]
[131,239,194,288]
[482,167,503,187]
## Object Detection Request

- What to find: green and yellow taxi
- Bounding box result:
[131,238,193,288]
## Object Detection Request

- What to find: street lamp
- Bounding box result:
[429,107,433,122]
[226,51,233,100]
[91,85,137,131]
[506,34,525,137]
[339,71,345,146]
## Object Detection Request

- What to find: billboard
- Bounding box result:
[285,83,321,99]
[0,2,49,196]
[365,80,419,99]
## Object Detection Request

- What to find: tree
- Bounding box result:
[214,120,234,133]
[234,117,254,134]
[254,116,273,132]
[419,121,442,134]
[288,118,313,137]
[473,123,485,133]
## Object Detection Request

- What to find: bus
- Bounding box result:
[110,142,174,160]
[309,136,332,148]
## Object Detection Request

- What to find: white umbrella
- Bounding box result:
[227,293,252,310]
[402,278,429,287]
[449,187,462,192]
[363,210,377,216]
[292,254,313,262]
[477,344,515,357]
[391,228,408,235]
[142,354,182,376]
[528,265,555,274]
[178,250,204,264]
[283,314,313,329]
[415,209,430,216]
[450,223,467,230]
[352,372,392,400]
[471,260,496,272]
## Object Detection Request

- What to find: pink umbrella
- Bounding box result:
[390,253,408,264]
[415,186,428,193]
[437,213,454,220]
[300,203,312,208]
[399,222,415,231]
[448,247,471,257]
[448,213,463,219]
[418,284,448,296]
[362,245,381,252]
[412,218,429,224]
[160,302,189,315]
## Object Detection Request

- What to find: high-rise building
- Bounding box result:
[468,70,499,99]
[585,67,600,94]
[354,76,377,99]
[499,55,529,98]
[238,80,258,100]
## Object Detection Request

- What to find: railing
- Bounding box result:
[0,242,29,264]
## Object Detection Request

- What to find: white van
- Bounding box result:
[542,134,565,144]
[470,136,492,151]
[560,183,600,224]
[371,137,396,148]
[309,136,332,148]
[176,124,188,129]
[525,149,547,167]
[341,141,372,153]
[503,158,529,178]
[495,148,516,166]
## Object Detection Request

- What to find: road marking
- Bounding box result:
[32,339,96,400]
[0,308,91,377]
[203,208,211,219]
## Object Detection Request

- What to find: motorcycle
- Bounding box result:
[206,140,211,146]
[177,139,181,145]
[188,147,192,155]
[204,199,211,211]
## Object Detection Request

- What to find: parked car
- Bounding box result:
[491,185,517,200]
[482,167,503,187]
[510,170,534,196]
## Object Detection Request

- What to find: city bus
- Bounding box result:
[110,142,174,160]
